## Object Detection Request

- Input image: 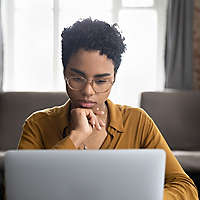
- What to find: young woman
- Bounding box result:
[18,18,198,200]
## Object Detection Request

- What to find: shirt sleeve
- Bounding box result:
[139,110,199,200]
[18,118,76,150]
[51,137,76,149]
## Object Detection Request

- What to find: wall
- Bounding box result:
[193,0,200,89]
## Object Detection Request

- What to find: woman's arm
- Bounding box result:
[18,108,105,149]
[18,118,77,149]
[139,110,199,200]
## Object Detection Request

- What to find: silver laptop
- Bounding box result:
[5,149,166,200]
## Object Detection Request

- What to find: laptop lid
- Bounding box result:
[5,149,166,200]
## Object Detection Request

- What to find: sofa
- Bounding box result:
[0,92,68,198]
[0,91,200,196]
[140,90,200,193]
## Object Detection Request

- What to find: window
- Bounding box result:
[2,0,168,106]
[109,0,168,106]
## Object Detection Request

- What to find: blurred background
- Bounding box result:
[1,0,199,107]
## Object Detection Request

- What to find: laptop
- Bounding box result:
[5,149,166,200]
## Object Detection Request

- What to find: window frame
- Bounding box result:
[2,0,168,93]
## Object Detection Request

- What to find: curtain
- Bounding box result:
[165,0,194,89]
[193,0,200,89]
[0,0,3,91]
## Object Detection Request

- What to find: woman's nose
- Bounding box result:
[81,81,96,96]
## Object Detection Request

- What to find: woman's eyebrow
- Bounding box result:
[70,68,112,78]
[70,68,86,77]
[94,73,112,78]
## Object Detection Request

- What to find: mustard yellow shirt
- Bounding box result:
[18,99,199,200]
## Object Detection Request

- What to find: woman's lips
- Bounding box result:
[78,101,96,108]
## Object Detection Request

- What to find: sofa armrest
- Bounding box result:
[0,152,5,171]
[173,151,200,173]
[0,151,5,199]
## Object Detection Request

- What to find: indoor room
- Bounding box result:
[0,0,200,199]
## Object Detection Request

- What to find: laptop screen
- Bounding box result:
[5,149,166,200]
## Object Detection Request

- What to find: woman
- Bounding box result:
[18,18,198,199]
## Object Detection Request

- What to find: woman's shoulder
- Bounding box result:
[107,99,149,121]
[25,103,68,123]
[107,99,146,114]
[120,104,150,122]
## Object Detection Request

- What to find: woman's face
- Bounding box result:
[64,49,115,109]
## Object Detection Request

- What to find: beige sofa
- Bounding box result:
[140,90,200,194]
[0,92,68,197]
[0,91,200,196]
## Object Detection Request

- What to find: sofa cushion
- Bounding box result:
[140,91,200,151]
[0,92,68,150]
[173,151,200,173]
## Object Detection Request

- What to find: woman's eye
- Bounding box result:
[73,77,83,82]
[95,80,107,84]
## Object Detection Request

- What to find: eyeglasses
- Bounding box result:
[65,76,114,93]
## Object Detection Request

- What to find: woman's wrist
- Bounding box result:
[69,130,84,148]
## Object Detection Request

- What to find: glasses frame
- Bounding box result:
[65,76,114,93]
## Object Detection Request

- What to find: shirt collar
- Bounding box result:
[106,99,124,133]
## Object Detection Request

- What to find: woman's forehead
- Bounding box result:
[65,49,114,76]
[69,67,113,78]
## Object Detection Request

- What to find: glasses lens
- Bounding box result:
[93,80,112,93]
[68,77,86,90]
[67,77,113,92]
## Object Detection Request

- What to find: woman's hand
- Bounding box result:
[69,108,105,148]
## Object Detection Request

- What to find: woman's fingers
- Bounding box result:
[87,111,96,127]
[92,105,105,115]
[69,107,106,148]
[87,110,105,131]
[99,119,106,127]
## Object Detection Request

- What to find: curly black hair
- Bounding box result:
[61,18,126,74]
